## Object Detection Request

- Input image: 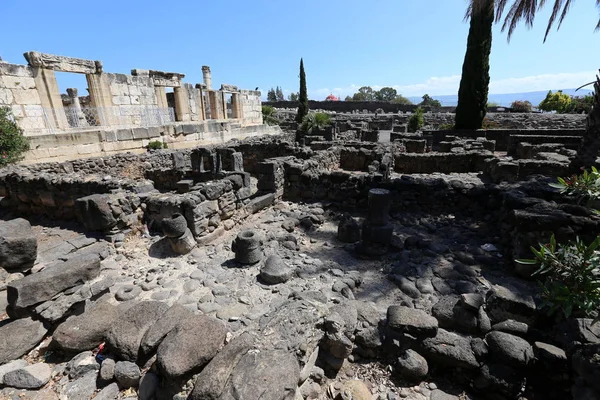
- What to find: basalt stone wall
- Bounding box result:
[485,158,570,183]
[506,135,582,157]
[394,152,493,174]
[264,100,452,113]
[426,129,585,152]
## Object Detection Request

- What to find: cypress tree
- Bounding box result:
[454,0,494,130]
[296,58,309,124]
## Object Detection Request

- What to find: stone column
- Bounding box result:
[202,66,212,90]
[155,87,168,110]
[66,88,88,127]
[86,73,115,127]
[173,86,191,122]
[32,68,68,130]
[221,91,228,119]
[208,91,223,119]
[231,93,243,119]
[358,188,393,257]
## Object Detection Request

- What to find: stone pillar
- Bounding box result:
[202,66,212,90]
[208,91,223,120]
[231,93,243,119]
[221,91,228,119]
[173,86,191,122]
[358,188,393,257]
[155,87,168,110]
[32,68,68,130]
[66,88,88,127]
[86,73,115,127]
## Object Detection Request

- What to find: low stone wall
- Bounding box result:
[506,135,582,157]
[21,122,283,164]
[394,152,492,174]
[425,128,585,152]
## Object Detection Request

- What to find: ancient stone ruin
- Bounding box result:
[0,104,599,400]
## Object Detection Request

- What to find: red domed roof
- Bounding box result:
[325,94,339,101]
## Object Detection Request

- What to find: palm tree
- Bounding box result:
[464,0,600,169]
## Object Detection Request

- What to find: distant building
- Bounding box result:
[325,94,340,101]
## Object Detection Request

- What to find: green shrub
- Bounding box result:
[482,117,501,129]
[438,123,455,130]
[407,107,424,133]
[262,105,278,125]
[147,140,166,150]
[550,167,600,208]
[568,95,594,114]
[539,90,572,113]
[510,100,533,113]
[0,107,29,167]
[300,112,331,134]
[517,234,600,319]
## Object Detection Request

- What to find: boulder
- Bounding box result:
[169,228,196,255]
[339,380,371,400]
[395,349,428,381]
[221,350,299,400]
[75,194,117,232]
[156,314,228,379]
[486,331,534,368]
[52,300,119,352]
[99,357,116,382]
[161,213,188,238]
[139,372,160,400]
[0,317,47,365]
[140,304,193,356]
[473,363,525,398]
[114,361,141,388]
[432,296,478,334]
[62,370,98,399]
[67,350,99,379]
[94,382,120,400]
[259,254,293,284]
[486,283,537,325]
[387,305,438,337]
[0,359,28,384]
[3,363,51,389]
[0,218,37,272]
[106,301,169,362]
[7,252,100,312]
[189,332,254,400]
[420,328,479,369]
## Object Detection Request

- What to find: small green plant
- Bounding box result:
[262,105,278,125]
[517,234,600,319]
[0,107,30,166]
[550,167,600,208]
[300,112,331,134]
[407,107,424,133]
[539,90,572,114]
[147,140,167,150]
[510,100,533,113]
[481,117,501,129]
[438,123,455,130]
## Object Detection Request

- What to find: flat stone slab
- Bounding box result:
[420,328,480,369]
[0,359,28,384]
[0,218,37,272]
[0,318,47,365]
[387,305,438,337]
[140,304,193,356]
[156,314,228,379]
[8,252,100,311]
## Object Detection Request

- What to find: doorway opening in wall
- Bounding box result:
[54,71,99,128]
[225,93,233,119]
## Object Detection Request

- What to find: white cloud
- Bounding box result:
[304,71,597,100]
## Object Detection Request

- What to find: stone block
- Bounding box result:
[132,128,149,140]
[7,252,100,311]
[147,126,161,138]
[0,218,37,272]
[12,88,41,105]
[116,129,133,141]
[183,124,196,135]
[75,194,117,232]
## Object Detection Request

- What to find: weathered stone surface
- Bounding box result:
[387,305,438,337]
[0,218,37,271]
[161,213,188,238]
[430,390,459,400]
[62,370,98,399]
[139,372,160,400]
[260,254,293,284]
[8,252,100,311]
[395,349,428,381]
[156,314,228,378]
[486,283,537,324]
[572,343,600,393]
[0,359,28,384]
[115,285,142,301]
[473,363,524,398]
[75,194,118,232]
[53,300,119,352]
[491,319,529,336]
[114,361,141,388]
[3,363,51,389]
[140,303,193,356]
[534,342,567,366]
[67,350,99,379]
[337,214,361,243]
[220,350,299,400]
[420,328,479,369]
[99,357,116,382]
[106,301,169,362]
[169,228,196,255]
[339,380,371,400]
[432,295,478,334]
[0,318,47,365]
[232,230,264,264]
[94,382,120,400]
[486,331,534,368]
[189,332,254,400]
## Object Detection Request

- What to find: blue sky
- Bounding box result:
[1,0,598,101]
